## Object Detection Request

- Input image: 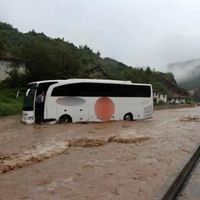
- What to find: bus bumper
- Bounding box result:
[22,111,34,124]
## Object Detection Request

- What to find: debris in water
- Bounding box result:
[108,134,150,144]
[0,141,69,174]
[69,138,107,147]
[0,134,150,174]
[180,116,200,122]
[121,124,131,128]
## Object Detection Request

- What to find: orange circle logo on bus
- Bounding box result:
[95,97,115,121]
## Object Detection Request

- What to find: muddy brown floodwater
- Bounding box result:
[0,107,200,200]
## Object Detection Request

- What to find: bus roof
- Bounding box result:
[28,79,151,86]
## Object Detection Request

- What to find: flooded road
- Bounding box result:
[0,107,200,200]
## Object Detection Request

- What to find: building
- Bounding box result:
[88,65,109,79]
[153,91,167,104]
[168,94,186,104]
[0,56,26,81]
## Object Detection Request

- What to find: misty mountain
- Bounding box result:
[101,58,187,97]
[0,22,186,98]
[168,59,200,101]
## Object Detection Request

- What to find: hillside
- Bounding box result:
[0,22,186,97]
[101,58,186,96]
[168,59,200,101]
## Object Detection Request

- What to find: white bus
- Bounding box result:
[22,79,153,124]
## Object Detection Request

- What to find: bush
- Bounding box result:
[158,100,166,105]
[0,88,23,116]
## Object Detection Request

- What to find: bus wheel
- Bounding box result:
[59,115,72,123]
[123,113,133,121]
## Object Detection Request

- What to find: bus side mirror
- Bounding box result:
[16,91,20,99]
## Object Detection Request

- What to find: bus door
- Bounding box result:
[35,82,57,123]
[35,91,45,123]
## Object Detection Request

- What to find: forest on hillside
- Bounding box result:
[0,22,186,97]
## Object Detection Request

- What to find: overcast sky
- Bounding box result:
[1,0,200,71]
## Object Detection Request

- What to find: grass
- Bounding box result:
[0,88,23,116]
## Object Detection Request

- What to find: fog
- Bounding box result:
[168,59,200,82]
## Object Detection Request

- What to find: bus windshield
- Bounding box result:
[23,83,37,111]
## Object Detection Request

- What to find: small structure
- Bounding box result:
[168,94,186,104]
[0,56,26,81]
[88,65,109,79]
[153,91,167,104]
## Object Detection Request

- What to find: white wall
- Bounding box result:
[0,60,25,81]
[0,60,10,81]
[153,92,167,103]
